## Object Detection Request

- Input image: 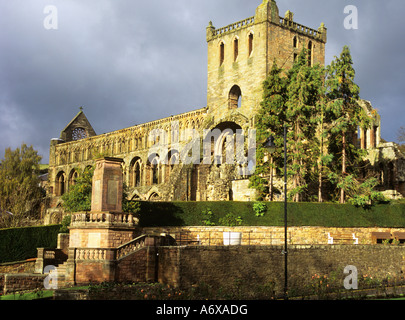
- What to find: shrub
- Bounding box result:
[253,202,267,217]
[218,213,243,227]
[0,225,60,263]
[59,215,71,233]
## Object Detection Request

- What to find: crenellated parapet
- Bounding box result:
[206,17,255,41]
[279,17,327,42]
[207,0,326,43]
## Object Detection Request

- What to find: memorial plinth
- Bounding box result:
[91,157,124,213]
[69,157,137,249]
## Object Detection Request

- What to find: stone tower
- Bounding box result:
[206,0,327,123]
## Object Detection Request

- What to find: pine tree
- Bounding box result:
[285,49,324,201]
[249,60,287,200]
[325,46,371,203]
[251,46,377,204]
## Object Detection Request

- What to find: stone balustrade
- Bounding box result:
[76,248,109,261]
[70,211,135,228]
[68,235,161,263]
[116,236,146,260]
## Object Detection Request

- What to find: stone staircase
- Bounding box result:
[47,261,67,289]
[43,234,164,289]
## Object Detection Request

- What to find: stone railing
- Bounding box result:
[116,235,160,260]
[75,248,110,261]
[69,235,162,262]
[70,212,137,228]
[279,17,320,38]
[213,16,255,37]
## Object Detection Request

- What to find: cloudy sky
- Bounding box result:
[1,0,404,163]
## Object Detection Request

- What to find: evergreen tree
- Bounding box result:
[251,45,381,205]
[285,49,324,201]
[249,60,287,200]
[325,46,371,203]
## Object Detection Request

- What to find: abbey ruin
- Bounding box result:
[45,0,405,221]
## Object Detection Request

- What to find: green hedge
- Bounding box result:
[0,225,61,263]
[138,201,405,228]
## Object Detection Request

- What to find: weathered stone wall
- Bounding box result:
[69,227,136,249]
[74,260,115,285]
[115,247,157,284]
[0,260,36,274]
[143,226,405,245]
[1,273,47,295]
[157,245,405,297]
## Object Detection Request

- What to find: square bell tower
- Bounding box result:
[205,0,327,124]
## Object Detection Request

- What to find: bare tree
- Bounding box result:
[398,126,405,143]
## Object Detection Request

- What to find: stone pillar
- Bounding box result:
[91,157,124,213]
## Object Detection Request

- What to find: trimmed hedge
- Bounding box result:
[2,202,403,263]
[138,201,405,228]
[0,225,61,263]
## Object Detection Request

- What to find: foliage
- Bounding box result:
[327,173,388,208]
[219,213,243,227]
[0,144,43,228]
[249,60,287,200]
[138,201,405,228]
[285,49,325,202]
[253,202,267,217]
[250,45,377,204]
[201,208,215,226]
[122,184,141,215]
[59,214,71,233]
[325,45,371,203]
[61,166,94,213]
[61,167,140,214]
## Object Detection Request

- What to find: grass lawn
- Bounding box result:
[0,290,54,300]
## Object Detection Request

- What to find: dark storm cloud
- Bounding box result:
[0,0,404,163]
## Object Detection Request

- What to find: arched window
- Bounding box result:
[219,42,225,66]
[229,85,242,109]
[68,169,78,189]
[129,157,142,187]
[234,37,239,61]
[149,192,160,201]
[56,171,66,196]
[248,33,254,56]
[307,41,312,66]
[135,162,141,186]
[147,155,160,185]
[152,163,158,185]
[293,36,298,48]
